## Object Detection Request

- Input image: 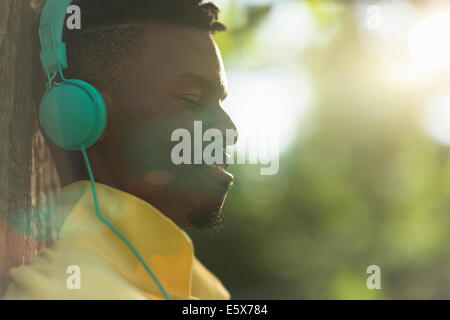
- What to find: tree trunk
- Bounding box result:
[0,0,60,297]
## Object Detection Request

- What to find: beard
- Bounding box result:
[188,202,225,231]
[186,166,231,230]
[165,162,231,230]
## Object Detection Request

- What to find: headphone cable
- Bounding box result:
[80,146,171,300]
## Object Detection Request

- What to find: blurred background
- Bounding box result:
[188,0,450,299]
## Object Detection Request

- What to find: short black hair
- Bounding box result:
[33,0,226,99]
[70,0,226,32]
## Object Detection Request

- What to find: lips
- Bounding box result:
[201,163,234,186]
[201,151,234,185]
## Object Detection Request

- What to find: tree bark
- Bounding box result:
[0,0,60,297]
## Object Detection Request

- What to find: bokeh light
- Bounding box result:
[425,93,450,145]
[408,9,450,71]
[224,67,312,154]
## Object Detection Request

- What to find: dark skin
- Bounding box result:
[55,24,238,229]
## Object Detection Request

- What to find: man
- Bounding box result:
[3,0,237,300]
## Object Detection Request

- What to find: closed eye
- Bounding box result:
[177,96,203,109]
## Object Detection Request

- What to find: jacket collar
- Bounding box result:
[58,180,196,298]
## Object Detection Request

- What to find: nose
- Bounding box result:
[210,106,239,147]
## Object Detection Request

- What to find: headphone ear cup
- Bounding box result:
[39,79,108,151]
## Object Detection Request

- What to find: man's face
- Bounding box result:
[94,24,237,229]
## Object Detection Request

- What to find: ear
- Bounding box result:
[97,88,113,143]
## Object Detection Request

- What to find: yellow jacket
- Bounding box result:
[3,181,230,300]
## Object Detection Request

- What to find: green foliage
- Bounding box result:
[189,1,450,299]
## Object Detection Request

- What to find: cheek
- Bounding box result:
[114,100,196,176]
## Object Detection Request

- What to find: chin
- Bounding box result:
[184,164,232,229]
[121,163,233,229]
[187,190,229,230]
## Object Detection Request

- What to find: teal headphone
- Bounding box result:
[38,0,170,299]
[39,0,107,151]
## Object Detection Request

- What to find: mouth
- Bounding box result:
[201,151,234,185]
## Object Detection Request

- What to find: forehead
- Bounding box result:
[132,24,227,92]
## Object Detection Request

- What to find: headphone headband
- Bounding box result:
[39,0,73,76]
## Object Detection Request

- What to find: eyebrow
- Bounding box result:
[177,72,228,101]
